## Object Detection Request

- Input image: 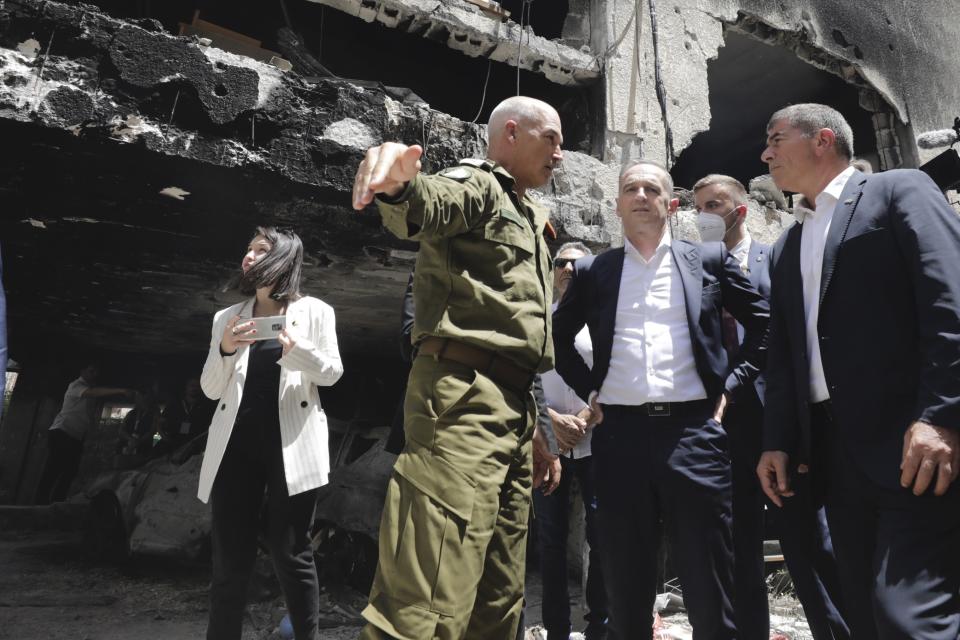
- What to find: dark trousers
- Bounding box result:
[774,477,850,640]
[34,428,84,504]
[532,454,607,639]
[592,402,736,640]
[812,402,960,640]
[207,418,320,640]
[723,401,769,640]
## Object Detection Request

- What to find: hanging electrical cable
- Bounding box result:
[647,0,675,166]
[515,0,533,95]
[471,58,494,123]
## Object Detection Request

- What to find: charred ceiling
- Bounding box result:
[0,0,611,367]
[0,0,493,362]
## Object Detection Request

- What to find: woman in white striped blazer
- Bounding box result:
[198,227,343,640]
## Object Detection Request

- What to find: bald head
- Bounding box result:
[486,97,563,194]
[488,97,555,135]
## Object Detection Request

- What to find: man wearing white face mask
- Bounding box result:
[694,175,850,640]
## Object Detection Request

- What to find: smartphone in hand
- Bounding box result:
[248,315,286,341]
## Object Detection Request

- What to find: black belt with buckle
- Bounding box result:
[646,402,672,416]
[604,399,711,418]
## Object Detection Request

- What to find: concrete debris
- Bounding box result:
[749,174,789,211]
[159,186,191,200]
[15,37,39,58]
[308,0,600,85]
[322,118,379,150]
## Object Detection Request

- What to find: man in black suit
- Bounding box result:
[695,175,849,640]
[554,161,769,639]
[757,103,960,640]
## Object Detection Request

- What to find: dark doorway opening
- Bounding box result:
[670,30,878,190]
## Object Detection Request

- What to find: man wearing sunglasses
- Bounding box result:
[536,241,608,640]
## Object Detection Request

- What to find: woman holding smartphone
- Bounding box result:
[198,227,343,640]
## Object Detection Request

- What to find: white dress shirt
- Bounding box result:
[730,231,752,275]
[796,165,856,403]
[598,229,707,405]
[729,231,753,343]
[542,303,593,458]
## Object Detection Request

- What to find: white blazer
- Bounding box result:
[197,295,343,503]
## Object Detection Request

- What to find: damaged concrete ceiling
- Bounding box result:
[0,0,493,361]
[308,0,600,86]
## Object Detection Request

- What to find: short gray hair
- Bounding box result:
[488,96,555,132]
[619,159,674,195]
[556,241,592,257]
[767,103,854,159]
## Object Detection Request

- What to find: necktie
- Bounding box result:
[722,309,739,360]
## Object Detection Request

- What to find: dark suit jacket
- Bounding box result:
[763,169,960,489]
[553,238,769,406]
[744,241,771,405]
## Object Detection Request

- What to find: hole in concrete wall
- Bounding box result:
[498,0,570,40]
[670,30,878,189]
[831,29,850,47]
[213,83,228,97]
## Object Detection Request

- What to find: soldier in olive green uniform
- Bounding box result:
[351,97,564,640]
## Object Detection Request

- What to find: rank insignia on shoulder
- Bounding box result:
[459,158,495,171]
[439,167,472,181]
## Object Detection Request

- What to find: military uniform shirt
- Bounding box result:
[376,159,554,374]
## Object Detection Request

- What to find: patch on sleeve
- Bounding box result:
[439,167,472,182]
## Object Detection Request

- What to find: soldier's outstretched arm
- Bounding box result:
[354,144,497,240]
[352,143,423,210]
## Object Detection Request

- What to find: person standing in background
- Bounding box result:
[34,362,134,504]
[695,174,849,640]
[537,240,608,640]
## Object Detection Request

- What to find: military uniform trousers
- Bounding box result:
[361,354,536,640]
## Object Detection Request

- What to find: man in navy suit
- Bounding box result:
[695,175,849,640]
[554,160,769,639]
[757,103,960,639]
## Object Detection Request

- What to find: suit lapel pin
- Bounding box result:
[843,198,854,205]
[756,256,763,262]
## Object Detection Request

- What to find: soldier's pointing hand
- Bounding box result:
[352,143,423,210]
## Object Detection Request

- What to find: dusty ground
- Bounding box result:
[0,529,361,640]
[0,528,814,640]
